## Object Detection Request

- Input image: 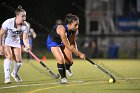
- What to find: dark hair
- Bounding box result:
[65,13,79,24]
[15,5,26,15]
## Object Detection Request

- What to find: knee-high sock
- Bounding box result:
[57,63,66,79]
[65,62,73,70]
[12,61,22,75]
[4,59,12,79]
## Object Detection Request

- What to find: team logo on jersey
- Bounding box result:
[9,29,22,37]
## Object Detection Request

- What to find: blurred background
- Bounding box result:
[0,0,140,59]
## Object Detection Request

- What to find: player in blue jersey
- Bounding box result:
[47,13,86,84]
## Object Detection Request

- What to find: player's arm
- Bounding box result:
[0,19,10,55]
[69,29,78,50]
[57,25,84,58]
[23,31,29,52]
[0,19,8,51]
[23,22,30,52]
[30,28,36,39]
[0,28,5,46]
[0,28,6,55]
[23,31,29,46]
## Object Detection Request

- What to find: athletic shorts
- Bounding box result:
[46,35,64,51]
[5,38,21,48]
[20,38,32,46]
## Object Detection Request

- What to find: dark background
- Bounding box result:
[0,0,85,34]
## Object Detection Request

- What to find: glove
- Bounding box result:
[24,45,30,52]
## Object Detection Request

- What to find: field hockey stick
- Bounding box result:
[85,57,116,83]
[28,50,60,79]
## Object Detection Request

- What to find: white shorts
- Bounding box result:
[5,38,21,48]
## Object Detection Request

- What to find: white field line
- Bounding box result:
[0,81,82,90]
[0,83,57,89]
[0,77,139,90]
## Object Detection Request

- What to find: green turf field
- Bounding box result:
[0,59,140,93]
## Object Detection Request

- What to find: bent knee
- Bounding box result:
[15,58,22,62]
[57,57,65,64]
[6,55,13,60]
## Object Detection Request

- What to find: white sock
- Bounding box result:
[12,62,22,75]
[4,59,12,79]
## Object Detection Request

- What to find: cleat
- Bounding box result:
[11,72,22,82]
[4,78,11,84]
[66,69,73,77]
[61,78,67,84]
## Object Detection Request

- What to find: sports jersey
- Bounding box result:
[46,24,74,51]
[1,17,29,48]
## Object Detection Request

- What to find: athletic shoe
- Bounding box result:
[66,69,73,77]
[4,78,11,84]
[61,78,67,84]
[11,72,22,82]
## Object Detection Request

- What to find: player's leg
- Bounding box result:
[3,45,13,84]
[11,47,22,82]
[51,47,67,83]
[20,39,25,58]
[61,46,73,77]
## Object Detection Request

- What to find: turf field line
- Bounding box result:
[113,78,140,82]
[118,77,140,80]
[0,80,100,90]
[0,83,58,90]
[28,78,140,93]
[0,77,139,90]
[0,80,83,90]
[28,80,107,93]
[116,77,140,86]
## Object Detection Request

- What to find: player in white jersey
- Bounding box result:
[0,6,30,84]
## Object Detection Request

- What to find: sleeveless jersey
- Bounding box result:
[46,24,74,51]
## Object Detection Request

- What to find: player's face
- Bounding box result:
[68,20,79,31]
[17,11,26,24]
